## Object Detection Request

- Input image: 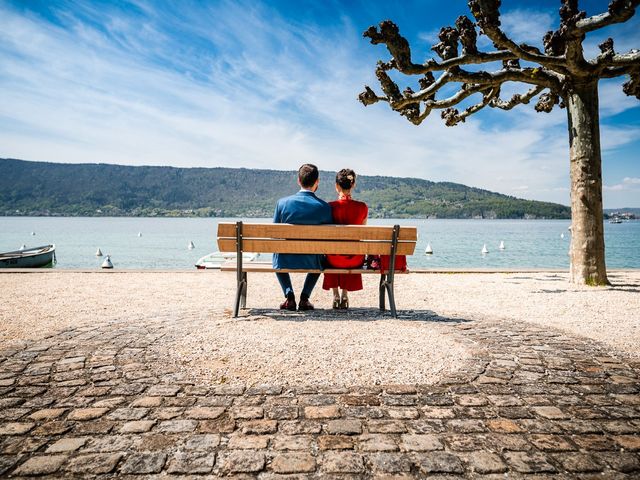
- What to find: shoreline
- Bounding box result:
[2,268,639,274]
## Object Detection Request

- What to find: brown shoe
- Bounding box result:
[279,293,296,311]
[298,298,315,311]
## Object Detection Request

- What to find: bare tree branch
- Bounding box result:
[489,85,546,110]
[440,87,500,126]
[363,21,431,75]
[449,67,561,92]
[359,64,558,127]
[574,0,640,33]
[623,69,640,98]
[468,0,568,70]
[534,91,562,113]
[376,66,562,112]
[590,36,640,76]
[363,20,564,77]
[600,66,629,78]
[407,84,494,126]
[427,51,516,72]
[358,86,386,106]
[607,50,640,68]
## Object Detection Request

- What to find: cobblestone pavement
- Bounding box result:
[1,309,639,479]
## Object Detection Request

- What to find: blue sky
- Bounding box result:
[1,0,639,207]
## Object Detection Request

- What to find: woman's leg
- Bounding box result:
[340,289,349,309]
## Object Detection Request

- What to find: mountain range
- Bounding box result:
[0,158,571,219]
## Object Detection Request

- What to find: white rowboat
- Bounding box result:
[195,251,260,269]
[0,245,56,268]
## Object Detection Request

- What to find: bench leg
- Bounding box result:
[379,274,398,318]
[233,276,247,318]
[385,281,397,318]
[240,272,247,309]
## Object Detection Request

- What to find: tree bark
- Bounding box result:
[566,80,609,285]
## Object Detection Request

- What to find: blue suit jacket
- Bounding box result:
[273,190,333,270]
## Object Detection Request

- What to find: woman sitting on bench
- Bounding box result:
[322,169,368,309]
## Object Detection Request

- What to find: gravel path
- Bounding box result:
[1,270,638,388]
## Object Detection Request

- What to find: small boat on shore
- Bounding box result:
[0,245,56,268]
[195,251,260,269]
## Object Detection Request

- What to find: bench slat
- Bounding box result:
[217,238,416,255]
[219,262,410,274]
[217,223,417,241]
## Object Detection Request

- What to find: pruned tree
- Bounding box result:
[359,0,640,285]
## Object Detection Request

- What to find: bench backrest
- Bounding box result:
[217,223,417,256]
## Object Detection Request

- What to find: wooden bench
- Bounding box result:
[216,222,418,318]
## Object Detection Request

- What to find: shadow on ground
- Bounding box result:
[237,308,473,325]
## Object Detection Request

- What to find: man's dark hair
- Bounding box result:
[298,164,319,188]
[336,168,356,190]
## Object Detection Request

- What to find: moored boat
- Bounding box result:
[195,251,260,269]
[0,245,56,268]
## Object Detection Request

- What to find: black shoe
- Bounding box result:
[279,292,296,311]
[298,298,315,311]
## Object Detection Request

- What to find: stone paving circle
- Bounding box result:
[1,306,639,478]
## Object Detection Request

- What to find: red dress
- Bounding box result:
[322,196,368,291]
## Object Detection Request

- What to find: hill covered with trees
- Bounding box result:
[0,158,570,219]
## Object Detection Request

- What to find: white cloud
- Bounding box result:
[599,79,640,117]
[601,125,640,151]
[0,1,638,208]
[498,9,555,48]
[417,28,440,47]
[604,177,640,191]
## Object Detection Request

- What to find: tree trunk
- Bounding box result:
[566,80,609,285]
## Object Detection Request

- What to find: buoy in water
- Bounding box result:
[560,233,564,239]
[481,244,489,254]
[188,241,195,250]
[425,243,433,255]
[19,244,26,250]
[499,240,505,250]
[137,232,142,237]
[31,232,35,236]
[96,248,103,256]
[101,255,113,269]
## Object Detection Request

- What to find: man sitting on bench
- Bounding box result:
[273,164,333,311]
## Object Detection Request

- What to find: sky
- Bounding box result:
[1,0,639,208]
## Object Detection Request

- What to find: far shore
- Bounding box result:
[2,215,577,218]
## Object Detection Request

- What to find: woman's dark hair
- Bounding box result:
[336,168,356,190]
[298,164,319,188]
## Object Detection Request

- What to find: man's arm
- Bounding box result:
[273,200,282,223]
[321,202,333,224]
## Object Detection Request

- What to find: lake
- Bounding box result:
[1,217,638,270]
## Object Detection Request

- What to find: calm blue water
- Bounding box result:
[0,217,638,269]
